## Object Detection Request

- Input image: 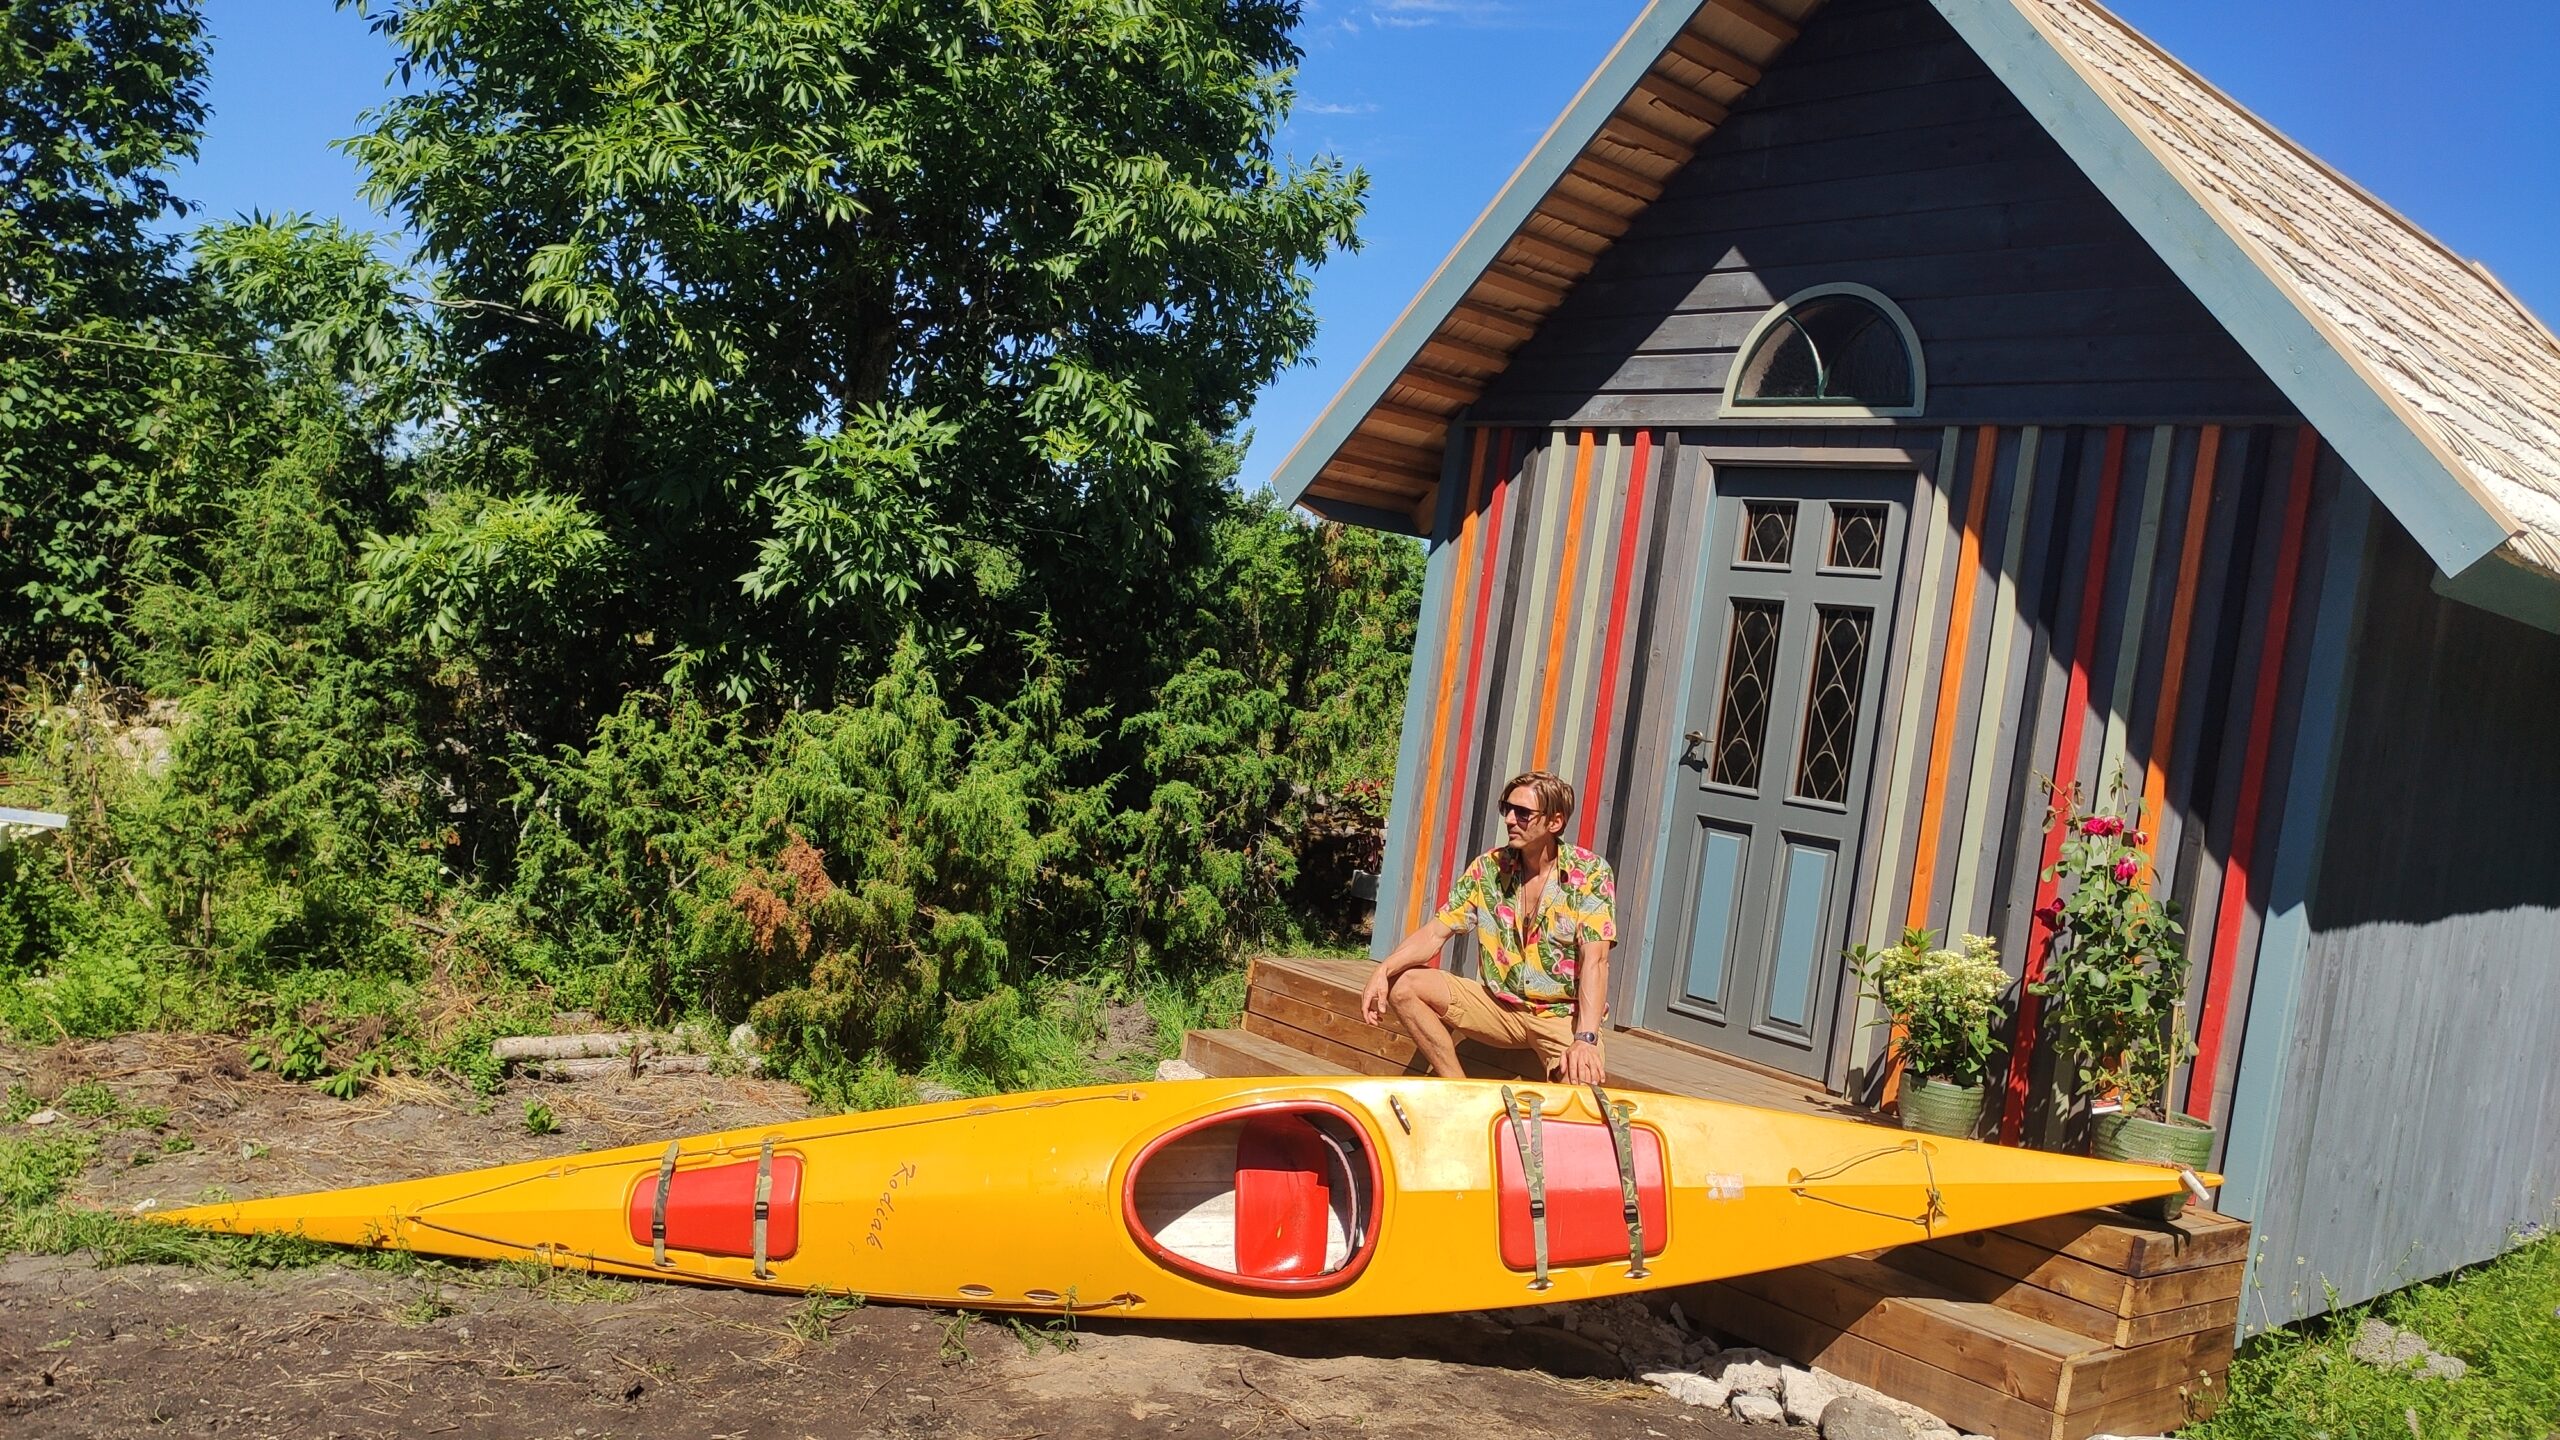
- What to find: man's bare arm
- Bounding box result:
[1360,920,1458,1023]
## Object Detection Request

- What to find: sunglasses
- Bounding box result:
[1499,802,1547,823]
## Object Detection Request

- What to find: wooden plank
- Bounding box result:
[1528,191,1636,241]
[1180,1027,1344,1079]
[2065,1368,2228,1440]
[1249,986,1414,1068]
[1993,1207,2253,1277]
[1499,230,1603,278]
[1390,369,1483,409]
[1667,30,1765,86]
[1917,1227,2244,1316]
[1630,73,1731,131]
[1947,427,2041,930]
[1444,302,1539,347]
[1720,1257,2093,1404]
[1598,114,1698,170]
[1564,152,1668,205]
[1240,1012,1407,1077]
[1471,263,1571,312]
[1712,0,1800,45]
[1903,426,2001,935]
[1338,430,1446,478]
[1881,1241,2123,1343]
[1688,1283,2060,1440]
[1363,399,1458,444]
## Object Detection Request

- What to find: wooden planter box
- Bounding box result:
[1686,1207,2247,1439]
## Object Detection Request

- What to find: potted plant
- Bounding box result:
[1848,927,2009,1138]
[2028,779,2210,1215]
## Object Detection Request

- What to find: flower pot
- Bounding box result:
[1897,1075,1986,1139]
[2091,1110,2215,1220]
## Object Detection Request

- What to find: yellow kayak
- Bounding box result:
[145,1077,2211,1319]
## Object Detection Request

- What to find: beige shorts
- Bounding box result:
[1439,975,1598,1077]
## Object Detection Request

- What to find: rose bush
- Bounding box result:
[2027,777,2191,1118]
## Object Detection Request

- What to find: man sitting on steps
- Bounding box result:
[1360,770,1617,1085]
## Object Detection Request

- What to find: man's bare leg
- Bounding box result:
[1387,967,1468,1079]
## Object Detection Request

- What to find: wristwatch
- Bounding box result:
[1573,1030,1600,1045]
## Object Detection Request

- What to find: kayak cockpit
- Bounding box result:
[1124,1103,1379,1294]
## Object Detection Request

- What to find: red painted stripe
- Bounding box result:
[1580,430,1653,851]
[2003,425,2129,1146]
[1435,429,1517,907]
[1402,430,1489,935]
[2185,428,2320,1121]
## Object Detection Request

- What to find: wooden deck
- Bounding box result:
[1183,956,2242,1440]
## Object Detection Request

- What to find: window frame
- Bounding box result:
[1718,283,1928,420]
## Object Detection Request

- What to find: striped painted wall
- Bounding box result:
[1377,418,2350,1147]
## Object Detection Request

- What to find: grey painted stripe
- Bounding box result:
[1927,0,2514,579]
[1947,426,2040,931]
[1560,431,1624,788]
[1268,0,1702,507]
[1371,450,1470,957]
[2217,476,2372,1230]
[2098,425,2177,792]
[1628,440,1721,1022]
[1849,428,1964,1070]
[1504,432,1577,780]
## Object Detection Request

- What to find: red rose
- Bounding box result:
[2079,816,2109,837]
[2132,829,2151,847]
[2113,856,2140,883]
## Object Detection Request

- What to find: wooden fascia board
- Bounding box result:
[2431,546,2560,636]
[1928,0,2519,581]
[1304,493,1429,538]
[1266,0,1708,514]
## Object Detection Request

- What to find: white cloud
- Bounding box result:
[1299,101,1382,116]
[1368,0,1514,28]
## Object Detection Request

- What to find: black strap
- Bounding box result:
[650,1140,681,1268]
[1593,1084,1650,1279]
[751,1138,776,1280]
[1500,1087,1551,1290]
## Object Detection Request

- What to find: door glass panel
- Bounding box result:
[1738,502,1797,567]
[1680,826,1748,1011]
[1765,841,1836,1030]
[1825,503,1887,572]
[1709,600,1783,790]
[1792,605,1874,805]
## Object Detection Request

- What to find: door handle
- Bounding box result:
[1681,730,1708,767]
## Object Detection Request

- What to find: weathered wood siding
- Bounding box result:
[1472,0,2293,429]
[2235,521,2560,1325]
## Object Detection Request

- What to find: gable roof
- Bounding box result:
[1270,0,2560,605]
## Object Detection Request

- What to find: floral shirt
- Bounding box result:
[1436,844,1618,1018]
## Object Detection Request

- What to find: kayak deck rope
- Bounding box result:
[1788,1141,1948,1234]
[1499,1086,1552,1290]
[1592,1084,1649,1279]
[650,1140,681,1268]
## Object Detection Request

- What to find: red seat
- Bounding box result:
[625,1155,802,1261]
[1234,1114,1332,1279]
[1495,1118,1668,1271]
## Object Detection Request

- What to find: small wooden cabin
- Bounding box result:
[1270,0,2560,1326]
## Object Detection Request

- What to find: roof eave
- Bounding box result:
[1266,0,1707,512]
[1930,0,2520,581]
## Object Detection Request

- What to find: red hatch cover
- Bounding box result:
[626,1154,803,1261]
[1495,1119,1668,1271]
[1234,1114,1331,1279]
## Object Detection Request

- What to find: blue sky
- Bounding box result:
[181,2,2559,491]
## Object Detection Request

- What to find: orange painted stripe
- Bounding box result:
[1579,429,1653,851]
[1902,426,2001,931]
[2138,425,2221,863]
[1402,429,1491,935]
[2187,427,2320,1120]
[1529,430,1597,769]
[1435,429,1517,907]
[2003,425,2130,1145]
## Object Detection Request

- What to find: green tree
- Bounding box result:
[0,0,210,671]
[344,0,1365,717]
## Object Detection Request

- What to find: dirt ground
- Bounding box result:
[2,1036,1757,1440]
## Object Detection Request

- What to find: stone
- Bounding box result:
[2346,1318,2468,1379]
[1642,1370,1734,1410]
[2417,1352,2470,1381]
[1780,1366,1846,1427]
[1820,1394,1914,1440]
[1704,1347,1786,1399]
[726,1021,759,1057]
[24,1109,60,1127]
[1730,1392,1787,1426]
[1152,1058,1206,1081]
[913,1081,966,1103]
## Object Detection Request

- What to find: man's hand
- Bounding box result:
[1560,1039,1605,1085]
[1360,964,1394,1025]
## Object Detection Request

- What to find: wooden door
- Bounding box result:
[1644,468,1907,1080]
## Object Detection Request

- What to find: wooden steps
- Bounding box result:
[1688,1208,2246,1438]
[1183,955,2247,1439]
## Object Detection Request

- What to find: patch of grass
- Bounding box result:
[483,1255,637,1304]
[789,1286,865,1344]
[521,1101,558,1136]
[2195,1230,2560,1440]
[1006,1312,1077,1355]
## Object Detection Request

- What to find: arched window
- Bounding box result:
[1722,284,1924,417]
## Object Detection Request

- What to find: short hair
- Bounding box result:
[1502,770,1576,824]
